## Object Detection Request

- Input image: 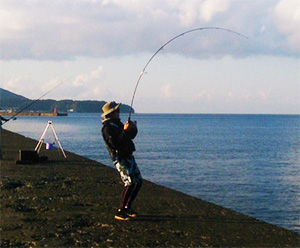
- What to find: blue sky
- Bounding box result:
[1,0,299,114]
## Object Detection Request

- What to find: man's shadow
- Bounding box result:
[132,213,262,225]
[132,214,177,222]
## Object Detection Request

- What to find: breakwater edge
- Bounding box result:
[1,128,300,247]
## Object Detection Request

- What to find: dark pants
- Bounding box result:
[114,155,143,209]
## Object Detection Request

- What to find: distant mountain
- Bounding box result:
[1,88,30,111]
[0,88,134,114]
[0,88,28,100]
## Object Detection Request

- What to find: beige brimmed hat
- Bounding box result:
[101,101,120,117]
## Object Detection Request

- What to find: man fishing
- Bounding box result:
[101,101,143,221]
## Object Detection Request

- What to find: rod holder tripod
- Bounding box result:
[35,121,67,158]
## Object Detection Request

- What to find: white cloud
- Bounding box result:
[258,89,272,101]
[193,90,213,102]
[1,0,299,61]
[226,91,234,101]
[73,66,103,86]
[272,0,300,53]
[170,0,200,26]
[65,65,112,100]
[0,8,24,31]
[201,0,233,22]
[3,75,32,96]
[3,75,72,100]
[160,83,175,99]
[167,0,232,25]
[2,54,299,114]
[41,78,61,93]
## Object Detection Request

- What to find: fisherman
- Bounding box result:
[101,101,143,221]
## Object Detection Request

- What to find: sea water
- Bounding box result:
[4,113,300,233]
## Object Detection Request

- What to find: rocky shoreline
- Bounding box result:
[1,129,299,247]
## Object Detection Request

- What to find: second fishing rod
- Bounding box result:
[2,75,74,126]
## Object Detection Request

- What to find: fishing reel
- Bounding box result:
[124,120,138,139]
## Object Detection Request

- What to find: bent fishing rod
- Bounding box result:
[127,27,249,121]
[3,75,74,125]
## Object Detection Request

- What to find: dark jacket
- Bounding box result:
[102,118,136,161]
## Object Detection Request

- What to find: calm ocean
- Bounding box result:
[4,113,300,233]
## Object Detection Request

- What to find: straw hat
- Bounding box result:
[101,101,120,117]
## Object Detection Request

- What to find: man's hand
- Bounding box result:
[124,121,130,131]
[124,121,137,131]
[124,121,137,130]
[123,121,138,139]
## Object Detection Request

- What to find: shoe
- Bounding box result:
[114,209,130,221]
[124,207,138,218]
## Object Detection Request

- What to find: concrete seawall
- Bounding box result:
[1,129,299,247]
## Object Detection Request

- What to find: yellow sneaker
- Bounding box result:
[124,207,138,218]
[114,209,130,221]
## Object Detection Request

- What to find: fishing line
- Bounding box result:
[128,27,249,121]
[3,74,74,125]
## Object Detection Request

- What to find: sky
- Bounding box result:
[0,0,299,114]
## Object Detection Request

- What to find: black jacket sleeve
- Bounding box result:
[102,119,136,160]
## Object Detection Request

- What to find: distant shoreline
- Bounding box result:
[1,111,68,117]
